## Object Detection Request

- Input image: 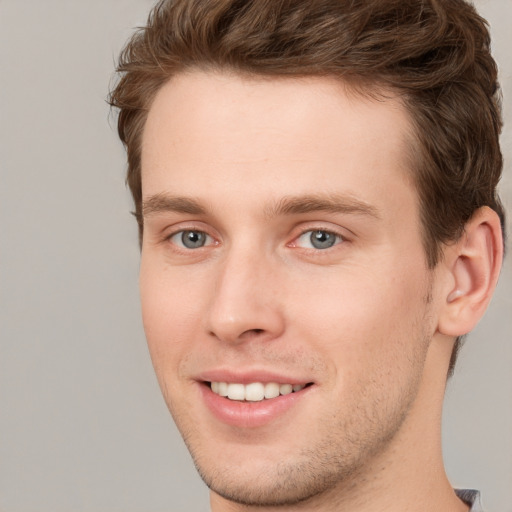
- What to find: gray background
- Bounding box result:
[0,1,510,511]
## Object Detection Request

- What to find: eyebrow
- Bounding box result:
[142,194,208,217]
[264,194,381,220]
[142,192,381,220]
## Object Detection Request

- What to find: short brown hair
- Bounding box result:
[109,0,505,372]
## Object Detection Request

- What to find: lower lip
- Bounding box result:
[199,384,312,428]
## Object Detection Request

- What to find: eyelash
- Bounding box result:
[164,226,346,252]
[167,229,216,250]
[292,228,345,250]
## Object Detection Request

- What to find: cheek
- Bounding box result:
[287,263,430,368]
[289,270,432,425]
[139,259,203,372]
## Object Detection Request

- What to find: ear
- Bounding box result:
[437,206,503,337]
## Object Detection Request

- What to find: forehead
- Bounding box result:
[141,71,416,211]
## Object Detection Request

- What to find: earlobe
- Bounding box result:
[438,207,503,337]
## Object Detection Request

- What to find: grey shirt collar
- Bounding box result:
[455,489,484,512]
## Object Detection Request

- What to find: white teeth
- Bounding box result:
[264,382,280,399]
[210,381,308,401]
[227,383,245,400]
[218,382,228,397]
[245,382,265,401]
[280,383,293,395]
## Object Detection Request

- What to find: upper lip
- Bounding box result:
[196,369,313,385]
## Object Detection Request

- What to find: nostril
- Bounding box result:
[240,328,265,337]
[208,327,266,342]
[226,327,267,342]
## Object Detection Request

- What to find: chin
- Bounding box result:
[196,457,342,507]
[183,430,374,509]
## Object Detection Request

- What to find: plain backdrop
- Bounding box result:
[1,1,510,511]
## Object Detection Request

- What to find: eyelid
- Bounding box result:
[168,230,214,249]
[288,223,350,248]
[163,223,220,250]
[293,229,345,250]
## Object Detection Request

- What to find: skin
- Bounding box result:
[139,71,501,511]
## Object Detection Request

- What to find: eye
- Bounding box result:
[169,230,213,249]
[295,230,343,250]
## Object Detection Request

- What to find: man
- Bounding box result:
[109,0,506,510]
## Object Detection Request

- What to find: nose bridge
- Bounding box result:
[206,240,284,343]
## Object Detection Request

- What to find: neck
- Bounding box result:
[210,335,469,512]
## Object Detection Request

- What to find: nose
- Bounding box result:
[205,249,285,344]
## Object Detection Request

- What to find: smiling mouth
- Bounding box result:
[208,381,313,402]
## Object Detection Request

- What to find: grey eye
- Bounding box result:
[182,230,207,248]
[296,230,342,250]
[310,230,337,249]
[171,230,211,249]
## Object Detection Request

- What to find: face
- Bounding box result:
[140,71,438,508]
